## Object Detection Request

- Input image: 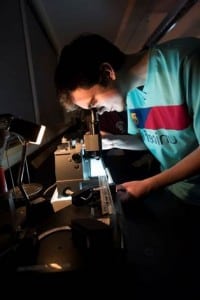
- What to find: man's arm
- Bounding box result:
[117,146,200,199]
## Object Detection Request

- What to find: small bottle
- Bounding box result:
[0,129,9,193]
[0,166,8,194]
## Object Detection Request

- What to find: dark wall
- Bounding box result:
[1,0,67,168]
[0,1,34,120]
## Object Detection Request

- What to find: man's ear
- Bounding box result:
[100,63,116,81]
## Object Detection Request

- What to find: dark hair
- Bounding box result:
[55,33,125,96]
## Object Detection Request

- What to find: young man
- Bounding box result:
[55,33,200,205]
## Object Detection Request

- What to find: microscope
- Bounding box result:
[54,109,115,215]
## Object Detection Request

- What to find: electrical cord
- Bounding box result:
[42,182,56,197]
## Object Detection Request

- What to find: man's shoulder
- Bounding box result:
[150,37,200,64]
[156,37,200,50]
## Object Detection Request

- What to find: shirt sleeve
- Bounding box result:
[183,51,200,144]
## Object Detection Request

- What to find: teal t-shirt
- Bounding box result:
[127,37,200,203]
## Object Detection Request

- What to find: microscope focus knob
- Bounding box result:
[72,153,82,163]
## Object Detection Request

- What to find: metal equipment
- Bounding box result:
[54,109,115,216]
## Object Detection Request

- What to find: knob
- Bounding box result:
[72,153,81,163]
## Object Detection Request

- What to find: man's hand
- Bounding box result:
[116,179,151,202]
[100,131,147,151]
[100,131,115,150]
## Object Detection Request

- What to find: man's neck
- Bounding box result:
[132,50,148,80]
[115,50,149,97]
